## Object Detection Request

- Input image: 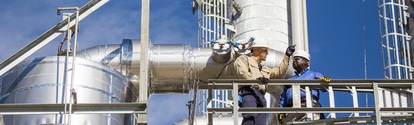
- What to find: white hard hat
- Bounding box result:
[251,38,269,48]
[293,50,310,60]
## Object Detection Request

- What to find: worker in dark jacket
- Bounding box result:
[234,38,295,125]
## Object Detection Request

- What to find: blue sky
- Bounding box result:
[308,0,382,117]
[0,0,383,124]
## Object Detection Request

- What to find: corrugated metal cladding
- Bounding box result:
[0,56,129,125]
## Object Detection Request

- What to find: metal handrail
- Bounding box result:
[205,79,414,125]
[0,103,147,115]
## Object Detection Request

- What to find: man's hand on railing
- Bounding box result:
[318,76,331,83]
[256,77,270,84]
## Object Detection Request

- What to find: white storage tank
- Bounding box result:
[0,56,129,125]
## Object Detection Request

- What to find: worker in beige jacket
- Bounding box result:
[234,37,295,125]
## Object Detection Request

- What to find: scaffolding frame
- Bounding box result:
[378,0,414,79]
[196,0,230,48]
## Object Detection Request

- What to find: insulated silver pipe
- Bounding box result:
[291,0,309,51]
[76,39,291,94]
[77,39,197,93]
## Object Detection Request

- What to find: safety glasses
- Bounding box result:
[293,57,305,61]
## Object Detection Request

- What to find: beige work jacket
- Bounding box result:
[233,54,290,91]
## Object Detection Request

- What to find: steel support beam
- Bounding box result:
[0,103,146,115]
[0,0,109,76]
[138,0,150,124]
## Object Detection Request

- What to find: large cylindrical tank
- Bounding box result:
[233,0,290,51]
[233,0,295,77]
[0,56,129,125]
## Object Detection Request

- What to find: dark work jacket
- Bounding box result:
[240,87,267,125]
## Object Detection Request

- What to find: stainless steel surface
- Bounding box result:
[0,56,129,125]
[233,0,291,52]
[150,44,192,93]
[77,39,291,94]
[77,43,125,74]
[212,46,232,64]
[291,0,309,51]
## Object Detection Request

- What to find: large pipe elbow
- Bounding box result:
[211,39,232,64]
[76,39,294,94]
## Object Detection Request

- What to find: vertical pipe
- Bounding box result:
[292,83,300,107]
[399,0,409,78]
[139,0,150,123]
[328,86,336,118]
[291,0,305,50]
[232,82,239,125]
[207,1,211,48]
[302,0,309,52]
[68,8,80,125]
[107,75,113,124]
[214,0,217,41]
[214,90,217,107]
[198,5,201,47]
[222,0,226,38]
[412,84,414,106]
[305,86,312,120]
[207,86,213,125]
[402,0,413,79]
[390,0,402,79]
[351,86,359,117]
[373,82,382,125]
[380,0,393,78]
[378,89,384,107]
[189,82,198,125]
[63,13,71,125]
[407,40,413,79]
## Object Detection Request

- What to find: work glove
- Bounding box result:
[318,76,331,83]
[256,77,270,84]
[285,45,296,56]
[278,113,285,125]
